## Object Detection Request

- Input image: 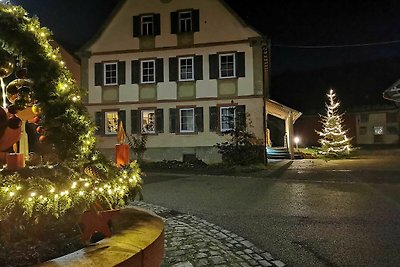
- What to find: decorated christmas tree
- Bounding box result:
[316,89,353,157]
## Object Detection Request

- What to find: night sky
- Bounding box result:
[10,0,400,112]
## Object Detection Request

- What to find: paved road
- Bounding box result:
[140,152,400,266]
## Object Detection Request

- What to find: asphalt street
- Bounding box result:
[140,151,400,267]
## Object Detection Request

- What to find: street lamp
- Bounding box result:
[294,136,300,152]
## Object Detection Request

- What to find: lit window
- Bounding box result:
[105,111,119,135]
[374,126,383,135]
[179,57,194,81]
[141,15,154,36]
[220,106,236,132]
[219,54,235,78]
[178,11,192,33]
[141,60,155,83]
[180,108,194,133]
[141,110,155,134]
[104,62,118,85]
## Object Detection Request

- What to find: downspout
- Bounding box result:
[262,38,271,164]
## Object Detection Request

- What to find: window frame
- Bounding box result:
[220,106,236,132]
[141,59,156,84]
[141,109,156,134]
[178,56,194,81]
[179,108,195,133]
[141,15,154,36]
[104,111,119,135]
[178,11,193,33]
[373,126,384,135]
[103,62,118,86]
[219,53,236,79]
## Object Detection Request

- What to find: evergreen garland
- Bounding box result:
[0,4,143,221]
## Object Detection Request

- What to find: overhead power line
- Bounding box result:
[272,40,400,48]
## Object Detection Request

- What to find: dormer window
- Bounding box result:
[171,9,200,34]
[133,14,161,37]
[179,11,192,33]
[141,15,154,36]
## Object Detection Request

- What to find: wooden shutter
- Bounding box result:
[156,108,164,133]
[194,55,203,80]
[154,14,161,35]
[209,106,218,132]
[131,110,139,134]
[118,61,126,85]
[94,63,103,86]
[156,58,164,83]
[131,60,140,84]
[170,12,178,34]
[209,54,219,79]
[236,105,246,129]
[133,16,141,37]
[95,111,104,135]
[192,9,200,32]
[236,52,246,77]
[195,107,204,132]
[169,108,177,133]
[169,57,178,82]
[118,110,126,131]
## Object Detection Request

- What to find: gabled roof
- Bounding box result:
[266,99,302,122]
[78,0,265,54]
[383,79,400,102]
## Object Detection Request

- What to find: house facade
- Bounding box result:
[78,0,295,163]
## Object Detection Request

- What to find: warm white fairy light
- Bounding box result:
[1,78,7,108]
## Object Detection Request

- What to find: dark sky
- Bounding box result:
[12,0,400,73]
[10,0,400,111]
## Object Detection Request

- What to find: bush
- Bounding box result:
[215,126,263,166]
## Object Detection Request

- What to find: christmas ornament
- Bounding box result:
[15,67,28,79]
[8,115,22,129]
[31,103,41,114]
[0,50,15,79]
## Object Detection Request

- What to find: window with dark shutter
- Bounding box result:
[209,54,219,79]
[118,110,126,131]
[131,110,139,134]
[133,16,141,37]
[95,63,103,86]
[118,61,126,85]
[95,111,104,135]
[195,107,204,132]
[156,58,164,83]
[169,108,177,133]
[236,105,246,129]
[192,9,200,32]
[236,52,245,77]
[169,57,178,82]
[156,108,164,133]
[194,55,203,80]
[131,60,140,84]
[209,106,218,131]
[171,12,178,34]
[154,14,161,35]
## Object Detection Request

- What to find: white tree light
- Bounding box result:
[316,89,353,156]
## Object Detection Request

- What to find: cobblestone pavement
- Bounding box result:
[131,201,285,267]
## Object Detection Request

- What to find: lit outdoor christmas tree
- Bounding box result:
[316,89,353,157]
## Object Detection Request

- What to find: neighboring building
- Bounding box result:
[294,107,399,147]
[356,109,399,145]
[78,0,299,163]
[51,41,81,85]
